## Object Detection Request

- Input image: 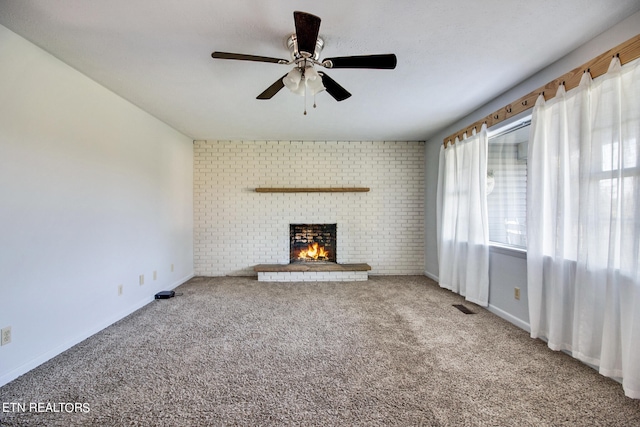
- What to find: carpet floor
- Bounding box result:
[1,276,639,426]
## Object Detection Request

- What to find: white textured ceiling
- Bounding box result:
[1,1,639,141]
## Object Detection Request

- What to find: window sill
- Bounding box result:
[489,242,527,259]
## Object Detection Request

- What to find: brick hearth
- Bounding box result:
[254,263,371,282]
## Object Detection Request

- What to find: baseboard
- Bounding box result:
[169,274,194,291]
[424,270,439,282]
[487,304,531,333]
[0,273,194,387]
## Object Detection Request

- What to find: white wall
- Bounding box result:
[194,140,425,276]
[424,12,640,327]
[0,25,194,386]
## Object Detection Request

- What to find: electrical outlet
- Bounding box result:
[1,326,11,346]
[153,270,157,280]
[118,284,123,296]
[514,287,521,300]
[171,263,174,272]
[139,275,144,286]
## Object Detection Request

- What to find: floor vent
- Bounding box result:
[453,304,475,314]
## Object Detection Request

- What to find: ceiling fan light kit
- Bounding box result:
[283,67,325,96]
[211,11,397,114]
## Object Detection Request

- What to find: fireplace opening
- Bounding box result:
[290,224,337,263]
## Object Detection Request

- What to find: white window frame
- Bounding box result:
[486,115,531,255]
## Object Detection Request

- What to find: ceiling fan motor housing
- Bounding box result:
[286,34,324,61]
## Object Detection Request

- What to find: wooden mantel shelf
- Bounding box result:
[255,187,370,193]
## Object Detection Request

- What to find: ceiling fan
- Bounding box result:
[211,11,397,113]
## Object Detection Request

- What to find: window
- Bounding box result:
[487,119,530,248]
[588,135,640,271]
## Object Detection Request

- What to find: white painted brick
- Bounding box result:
[257,270,369,282]
[194,140,425,276]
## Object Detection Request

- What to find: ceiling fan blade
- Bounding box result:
[323,54,397,69]
[294,11,321,57]
[211,51,287,64]
[256,74,288,99]
[319,72,351,102]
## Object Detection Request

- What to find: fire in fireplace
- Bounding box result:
[290,224,337,263]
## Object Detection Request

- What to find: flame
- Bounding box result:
[297,242,329,260]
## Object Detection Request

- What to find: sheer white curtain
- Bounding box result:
[437,125,490,306]
[527,57,640,399]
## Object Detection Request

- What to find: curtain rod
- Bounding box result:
[443,33,640,147]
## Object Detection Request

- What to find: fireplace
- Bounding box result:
[290,224,337,263]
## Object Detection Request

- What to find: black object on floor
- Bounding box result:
[155,291,175,299]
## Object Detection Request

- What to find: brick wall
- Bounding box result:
[194,140,425,276]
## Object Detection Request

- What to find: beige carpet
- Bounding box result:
[1,276,639,426]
